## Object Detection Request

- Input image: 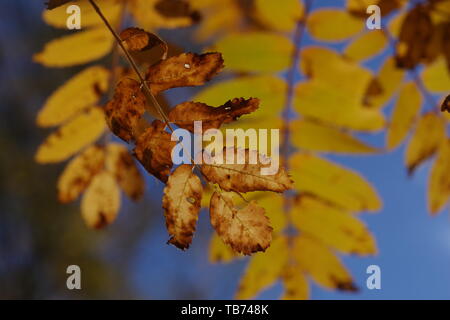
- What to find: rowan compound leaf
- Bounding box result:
[291,120,377,154]
[253,0,303,32]
[146,52,224,95]
[291,196,377,255]
[106,143,144,201]
[235,236,288,299]
[209,192,273,255]
[81,171,121,229]
[209,232,243,263]
[162,165,203,249]
[290,153,382,212]
[44,0,120,27]
[120,27,168,57]
[201,148,294,193]
[386,82,422,149]
[307,9,364,42]
[37,66,109,127]
[35,107,106,164]
[33,27,114,67]
[422,56,450,93]
[293,235,357,291]
[168,98,259,132]
[344,30,388,62]
[428,140,450,214]
[134,120,177,182]
[405,113,446,174]
[105,78,147,142]
[57,145,105,203]
[281,265,310,300]
[213,32,293,73]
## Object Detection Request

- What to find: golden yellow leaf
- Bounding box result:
[213,32,294,72]
[281,264,309,300]
[81,171,121,229]
[162,165,203,249]
[35,107,106,164]
[422,56,450,93]
[209,232,243,263]
[291,196,377,255]
[255,193,287,234]
[290,152,382,212]
[209,192,273,255]
[253,0,303,32]
[428,140,450,214]
[405,113,446,174]
[290,119,377,154]
[386,82,422,149]
[57,145,105,203]
[344,30,388,62]
[307,9,364,42]
[37,66,109,127]
[43,0,120,28]
[235,236,288,299]
[33,27,114,67]
[105,143,144,201]
[293,235,356,291]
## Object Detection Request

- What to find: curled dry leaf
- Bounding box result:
[146,52,224,95]
[120,27,168,59]
[209,191,272,255]
[201,147,293,193]
[57,145,105,203]
[134,120,177,183]
[106,143,144,201]
[81,171,121,229]
[105,78,147,142]
[169,98,259,132]
[162,164,203,249]
[442,95,450,113]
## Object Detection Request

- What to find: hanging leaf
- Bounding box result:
[428,140,450,214]
[120,27,168,57]
[344,30,388,62]
[422,56,450,93]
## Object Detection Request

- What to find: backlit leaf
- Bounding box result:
[253,0,303,32]
[281,265,310,300]
[344,30,388,62]
[422,56,450,93]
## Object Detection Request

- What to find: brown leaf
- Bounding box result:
[145,52,224,95]
[442,95,450,113]
[209,192,272,255]
[57,145,105,203]
[162,164,203,249]
[105,78,147,142]
[201,147,293,193]
[169,98,259,132]
[134,120,177,182]
[45,0,75,10]
[120,27,168,58]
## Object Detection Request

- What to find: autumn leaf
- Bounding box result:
[281,265,309,300]
[162,164,203,249]
[57,145,105,203]
[428,139,450,214]
[120,27,168,57]
[134,120,177,183]
[145,52,224,95]
[201,147,293,193]
[209,191,272,255]
[168,98,259,132]
[209,232,243,263]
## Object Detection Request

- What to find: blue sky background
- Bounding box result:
[1,0,449,300]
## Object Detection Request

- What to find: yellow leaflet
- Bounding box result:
[235,236,288,299]
[386,82,422,149]
[344,30,388,62]
[405,113,446,174]
[306,9,364,42]
[105,143,145,201]
[289,152,382,212]
[37,66,110,127]
[280,265,309,300]
[213,32,293,73]
[292,235,356,291]
[81,171,121,229]
[33,27,114,67]
[422,56,450,93]
[255,193,287,234]
[293,81,385,132]
[290,119,377,154]
[57,145,105,203]
[209,232,243,263]
[43,0,121,29]
[290,196,377,255]
[367,57,405,109]
[428,140,450,214]
[35,107,106,163]
[253,0,303,32]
